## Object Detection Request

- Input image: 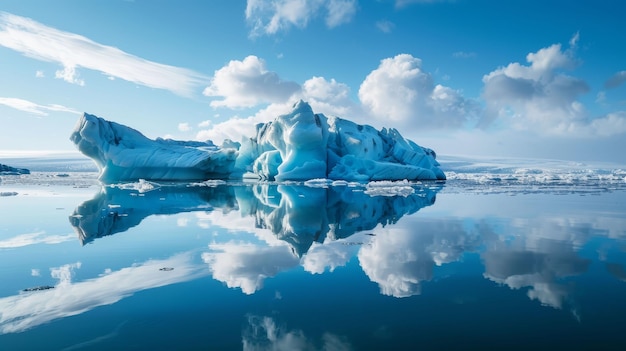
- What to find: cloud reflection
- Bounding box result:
[0,252,206,334]
[242,314,352,351]
[0,231,75,249]
[359,219,473,298]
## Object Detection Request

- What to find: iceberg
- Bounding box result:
[70,100,445,183]
[70,115,237,184]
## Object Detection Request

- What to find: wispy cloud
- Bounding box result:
[246,0,357,37]
[0,12,207,96]
[605,70,626,89]
[376,20,394,33]
[452,51,477,59]
[0,97,80,116]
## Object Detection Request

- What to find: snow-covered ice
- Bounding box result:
[70,100,445,184]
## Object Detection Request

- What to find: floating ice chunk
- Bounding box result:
[365,180,415,197]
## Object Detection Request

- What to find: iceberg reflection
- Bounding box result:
[69,182,238,244]
[69,181,440,294]
[66,182,626,312]
[70,182,439,252]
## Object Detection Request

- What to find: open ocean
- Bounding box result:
[1,154,626,350]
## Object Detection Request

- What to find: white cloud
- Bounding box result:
[482,37,626,137]
[0,12,207,96]
[177,122,192,132]
[203,55,300,108]
[35,70,44,78]
[302,76,359,118]
[195,75,359,145]
[196,103,293,144]
[245,0,357,37]
[585,111,626,136]
[0,97,81,116]
[605,70,626,89]
[358,54,477,130]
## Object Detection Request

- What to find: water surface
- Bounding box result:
[1,172,626,350]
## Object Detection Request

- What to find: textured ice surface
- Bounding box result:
[238,100,445,181]
[70,113,238,183]
[70,101,445,183]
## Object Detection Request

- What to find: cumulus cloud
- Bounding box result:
[605,70,626,89]
[358,54,477,130]
[246,0,357,37]
[482,36,626,137]
[197,73,360,144]
[0,97,80,116]
[177,122,191,132]
[203,55,301,108]
[301,76,359,117]
[0,12,207,96]
[196,102,294,144]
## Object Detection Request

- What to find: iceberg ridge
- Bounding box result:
[70,100,445,183]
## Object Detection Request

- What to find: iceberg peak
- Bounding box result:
[70,101,445,183]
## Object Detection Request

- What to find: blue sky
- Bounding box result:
[1,0,625,163]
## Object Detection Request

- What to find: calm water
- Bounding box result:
[1,173,626,350]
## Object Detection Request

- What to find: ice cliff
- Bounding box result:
[70,100,445,183]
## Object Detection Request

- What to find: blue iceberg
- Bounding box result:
[70,100,445,183]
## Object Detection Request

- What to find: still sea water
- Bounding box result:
[1,163,626,350]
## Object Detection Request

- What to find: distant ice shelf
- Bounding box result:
[70,100,445,184]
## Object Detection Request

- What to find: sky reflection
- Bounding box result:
[1,182,626,337]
